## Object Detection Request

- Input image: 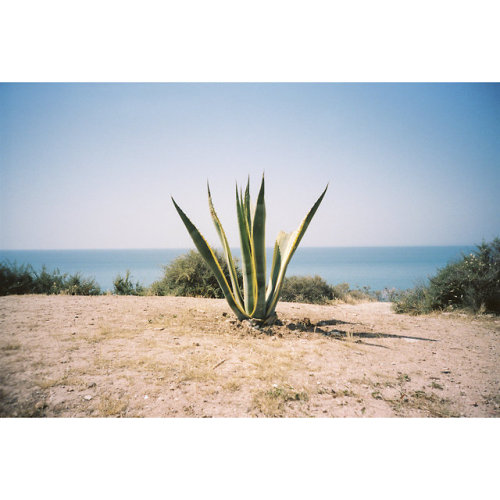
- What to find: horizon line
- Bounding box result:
[0,243,480,252]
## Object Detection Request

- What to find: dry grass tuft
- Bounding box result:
[252,384,309,417]
[97,394,129,417]
[36,373,85,389]
[1,343,21,351]
[176,352,221,382]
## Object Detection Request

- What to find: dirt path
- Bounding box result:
[1,295,498,417]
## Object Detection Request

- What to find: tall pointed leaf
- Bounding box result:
[207,184,244,309]
[265,184,328,317]
[252,175,267,317]
[236,186,256,314]
[171,197,247,320]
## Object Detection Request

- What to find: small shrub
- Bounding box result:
[330,282,374,303]
[113,270,144,295]
[374,288,403,302]
[394,238,500,314]
[280,275,333,304]
[149,250,242,299]
[280,277,374,305]
[330,282,350,301]
[427,239,500,312]
[0,261,36,295]
[62,273,101,296]
[32,266,67,294]
[348,286,374,301]
[392,284,433,315]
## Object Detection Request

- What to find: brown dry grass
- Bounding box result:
[0,295,499,417]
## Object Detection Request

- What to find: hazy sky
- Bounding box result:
[1,83,498,249]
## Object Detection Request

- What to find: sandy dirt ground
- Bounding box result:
[0,295,499,417]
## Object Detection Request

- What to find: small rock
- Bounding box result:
[35,401,46,410]
[88,382,96,388]
[83,395,92,401]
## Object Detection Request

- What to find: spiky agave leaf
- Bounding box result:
[207,183,244,310]
[265,185,329,319]
[171,197,248,320]
[251,175,267,318]
[236,184,257,314]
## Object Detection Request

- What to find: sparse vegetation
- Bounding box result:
[330,282,374,303]
[113,270,144,295]
[97,394,129,417]
[1,294,497,417]
[394,238,500,314]
[252,384,309,417]
[0,261,101,296]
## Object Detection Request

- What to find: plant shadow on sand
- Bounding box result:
[280,317,438,347]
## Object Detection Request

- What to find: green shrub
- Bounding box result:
[279,277,375,304]
[329,282,374,303]
[280,275,334,304]
[32,266,67,294]
[394,238,500,314]
[113,270,144,295]
[149,250,242,298]
[392,284,433,315]
[0,261,36,295]
[427,239,500,312]
[63,273,101,296]
[330,282,350,301]
[0,261,102,296]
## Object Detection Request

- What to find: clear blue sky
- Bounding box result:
[1,83,498,249]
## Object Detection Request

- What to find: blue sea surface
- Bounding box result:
[0,246,475,292]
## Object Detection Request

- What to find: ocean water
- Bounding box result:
[0,246,475,292]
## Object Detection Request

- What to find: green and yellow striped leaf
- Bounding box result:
[265,184,328,317]
[171,197,247,320]
[251,175,267,317]
[207,183,244,310]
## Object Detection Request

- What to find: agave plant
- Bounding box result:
[171,176,327,325]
